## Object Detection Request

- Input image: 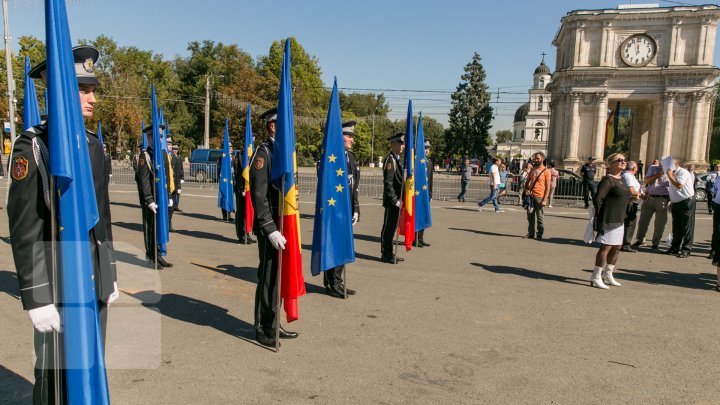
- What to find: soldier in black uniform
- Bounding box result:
[233,137,256,244]
[167,137,182,231]
[380,133,406,264]
[171,144,184,212]
[250,107,298,347]
[136,124,173,269]
[8,45,118,405]
[323,121,361,298]
[416,140,433,247]
[103,143,112,184]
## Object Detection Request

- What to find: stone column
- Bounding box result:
[566,92,582,161]
[659,92,676,157]
[689,91,707,162]
[593,92,608,160]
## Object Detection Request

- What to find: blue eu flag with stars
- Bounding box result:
[311,78,355,276]
[150,84,170,255]
[218,117,235,213]
[414,112,432,231]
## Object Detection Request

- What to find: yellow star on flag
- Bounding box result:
[336,184,344,192]
[223,153,227,158]
[415,190,420,196]
[422,185,427,190]
[328,198,336,206]
[336,168,344,177]
[329,154,337,163]
[223,178,227,183]
[420,159,426,164]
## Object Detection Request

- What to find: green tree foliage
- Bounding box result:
[445,52,494,159]
[494,129,513,144]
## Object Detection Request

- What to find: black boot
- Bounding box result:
[158,256,173,268]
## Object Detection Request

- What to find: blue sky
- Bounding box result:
[3,0,719,132]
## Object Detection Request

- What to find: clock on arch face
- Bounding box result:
[620,34,657,67]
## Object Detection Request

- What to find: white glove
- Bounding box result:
[109,174,113,178]
[241,192,246,197]
[108,282,119,306]
[148,202,158,213]
[168,199,174,208]
[352,212,359,225]
[268,231,287,250]
[395,200,403,209]
[180,179,185,184]
[28,304,62,333]
[177,189,182,195]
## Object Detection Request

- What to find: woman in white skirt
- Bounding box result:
[591,153,635,289]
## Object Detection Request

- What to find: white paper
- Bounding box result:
[661,155,676,171]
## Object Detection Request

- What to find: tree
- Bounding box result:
[495,129,513,144]
[445,52,494,159]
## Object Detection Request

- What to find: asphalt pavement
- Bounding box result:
[1,184,718,404]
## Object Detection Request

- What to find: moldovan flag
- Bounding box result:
[46,0,109,402]
[270,38,305,322]
[242,104,255,232]
[398,100,415,251]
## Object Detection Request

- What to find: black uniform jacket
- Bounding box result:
[249,138,279,237]
[171,153,183,192]
[233,152,244,194]
[426,157,434,199]
[8,125,116,310]
[135,146,172,206]
[382,151,404,208]
[346,150,360,217]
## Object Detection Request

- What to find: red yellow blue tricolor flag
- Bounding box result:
[242,104,255,233]
[270,38,306,322]
[399,100,415,251]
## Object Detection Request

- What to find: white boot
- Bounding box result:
[603,264,621,287]
[591,266,609,289]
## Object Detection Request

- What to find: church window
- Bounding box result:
[538,96,544,111]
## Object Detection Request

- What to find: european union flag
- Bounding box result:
[150,84,170,256]
[218,117,235,213]
[414,112,432,231]
[141,120,147,150]
[23,56,41,130]
[311,78,355,276]
[97,121,103,146]
[45,0,109,403]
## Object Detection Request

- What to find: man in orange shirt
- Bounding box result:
[524,151,552,240]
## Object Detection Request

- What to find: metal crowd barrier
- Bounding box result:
[110,162,587,207]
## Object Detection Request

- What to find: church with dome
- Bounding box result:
[495,58,552,160]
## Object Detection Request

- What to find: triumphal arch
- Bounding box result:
[547,4,720,171]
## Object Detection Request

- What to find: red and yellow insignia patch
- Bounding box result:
[11,156,28,181]
[254,157,264,170]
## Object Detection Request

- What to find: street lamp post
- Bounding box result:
[2,0,17,147]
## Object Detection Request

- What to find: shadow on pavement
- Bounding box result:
[176,211,222,222]
[538,237,590,247]
[449,227,524,239]
[0,270,20,299]
[0,365,33,405]
[127,290,270,349]
[110,201,141,209]
[607,268,718,291]
[353,233,381,243]
[195,263,327,295]
[443,207,479,212]
[471,263,589,287]
[114,250,151,268]
[113,221,143,233]
[175,229,238,245]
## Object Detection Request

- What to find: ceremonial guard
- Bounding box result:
[171,144,184,212]
[416,140,433,247]
[103,143,112,183]
[167,137,182,230]
[380,133,405,263]
[8,45,118,404]
[136,124,173,269]
[233,139,256,244]
[324,121,360,297]
[249,107,298,347]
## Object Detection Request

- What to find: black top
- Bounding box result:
[580,163,597,182]
[594,175,631,233]
[382,151,404,208]
[346,150,361,217]
[249,138,280,236]
[426,157,434,199]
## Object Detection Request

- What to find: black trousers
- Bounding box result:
[623,203,639,247]
[582,180,597,207]
[254,234,278,337]
[141,206,156,259]
[418,229,427,242]
[221,209,231,221]
[234,191,249,241]
[33,302,107,405]
[380,205,400,258]
[707,191,714,214]
[670,197,695,253]
[712,202,720,261]
[168,192,177,226]
[324,265,344,290]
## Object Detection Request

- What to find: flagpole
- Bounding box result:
[274,178,285,353]
[49,175,62,403]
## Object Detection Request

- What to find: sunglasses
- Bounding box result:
[612,158,628,164]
